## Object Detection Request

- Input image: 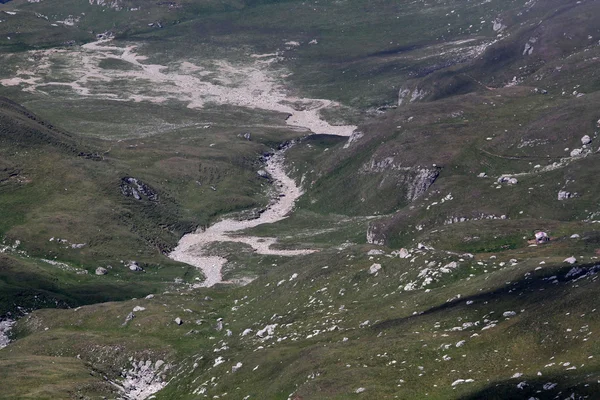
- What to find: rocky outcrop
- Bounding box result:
[366,223,386,246]
[116,359,170,400]
[120,178,158,202]
[398,87,429,106]
[405,168,440,202]
[0,319,14,349]
[361,157,440,203]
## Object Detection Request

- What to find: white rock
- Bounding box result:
[503,311,517,317]
[564,256,577,264]
[369,263,382,274]
[95,267,108,275]
[355,387,366,393]
[213,356,225,367]
[570,148,583,157]
[558,190,573,201]
[241,328,252,336]
[174,317,183,325]
[570,234,580,239]
[367,249,385,256]
[232,362,243,372]
[256,324,277,338]
[132,306,146,312]
[394,248,410,258]
[581,135,592,145]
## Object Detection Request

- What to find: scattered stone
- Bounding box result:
[174,317,183,325]
[95,267,108,275]
[257,169,268,178]
[355,387,366,394]
[564,256,577,264]
[477,172,487,178]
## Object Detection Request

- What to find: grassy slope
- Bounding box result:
[0,0,600,399]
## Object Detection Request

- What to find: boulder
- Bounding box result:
[497,175,517,185]
[367,249,385,256]
[95,267,108,275]
[232,362,243,373]
[570,148,583,157]
[534,231,549,244]
[174,317,183,325]
[558,190,574,201]
[128,261,143,271]
[394,248,410,258]
[369,263,382,274]
[563,256,577,264]
[122,312,135,326]
[581,135,592,145]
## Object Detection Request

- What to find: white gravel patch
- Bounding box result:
[169,149,315,287]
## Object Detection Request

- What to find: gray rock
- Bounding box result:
[95,267,108,275]
[122,312,135,326]
[581,135,592,145]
